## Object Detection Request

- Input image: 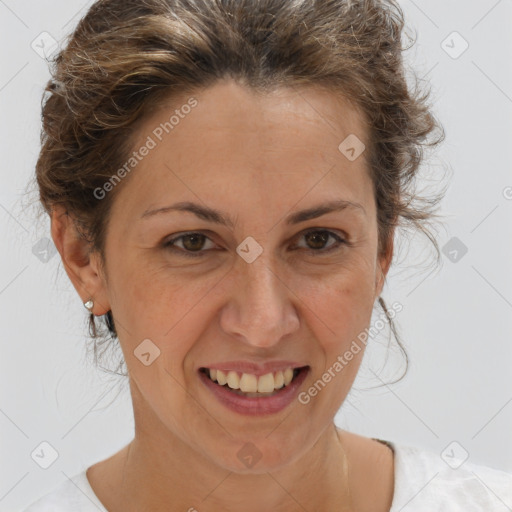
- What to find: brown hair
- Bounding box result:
[34,0,447,380]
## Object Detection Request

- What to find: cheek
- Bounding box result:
[109,241,377,365]
[108,255,198,329]
[111,267,220,369]
[294,262,377,348]
[295,271,376,413]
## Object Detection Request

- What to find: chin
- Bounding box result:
[203,434,306,474]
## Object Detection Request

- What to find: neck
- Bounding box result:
[113,410,353,512]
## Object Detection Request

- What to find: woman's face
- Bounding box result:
[91,79,390,472]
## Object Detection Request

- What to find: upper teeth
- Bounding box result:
[207,368,295,393]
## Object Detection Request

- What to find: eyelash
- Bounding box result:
[163,229,348,258]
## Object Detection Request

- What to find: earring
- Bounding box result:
[84,299,94,312]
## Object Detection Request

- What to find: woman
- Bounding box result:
[24,0,512,510]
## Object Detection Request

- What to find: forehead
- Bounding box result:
[109,79,373,224]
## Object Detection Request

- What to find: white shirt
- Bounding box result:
[22,439,512,511]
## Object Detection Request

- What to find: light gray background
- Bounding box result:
[1,0,511,510]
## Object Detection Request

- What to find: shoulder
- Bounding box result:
[387,440,512,512]
[21,470,107,512]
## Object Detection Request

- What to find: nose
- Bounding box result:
[219,254,300,349]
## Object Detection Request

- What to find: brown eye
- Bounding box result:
[296,229,347,254]
[164,232,215,257]
[164,229,348,259]
[304,231,330,249]
[180,233,207,251]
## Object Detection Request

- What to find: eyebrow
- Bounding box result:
[140,199,366,228]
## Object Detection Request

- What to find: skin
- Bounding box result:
[51,79,395,512]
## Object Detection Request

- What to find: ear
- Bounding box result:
[375,230,394,299]
[50,205,111,316]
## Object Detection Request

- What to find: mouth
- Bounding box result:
[199,366,308,398]
[198,364,310,415]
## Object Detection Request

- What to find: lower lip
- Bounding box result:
[199,367,309,416]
